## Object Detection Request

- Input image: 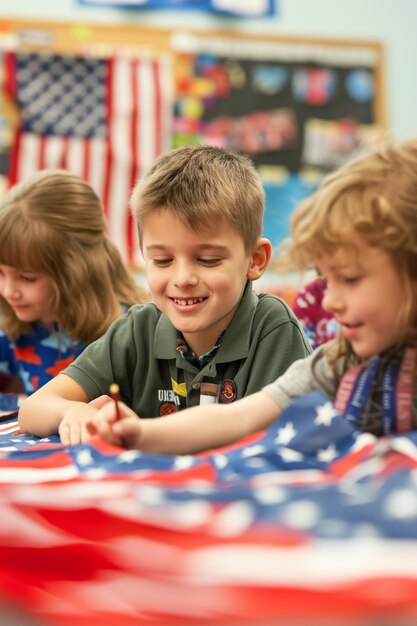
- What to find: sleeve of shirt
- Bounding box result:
[61,305,147,401]
[262,346,338,410]
[230,293,313,398]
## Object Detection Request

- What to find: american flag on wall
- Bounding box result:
[4,50,173,265]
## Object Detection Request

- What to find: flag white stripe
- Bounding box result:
[44,135,65,170]
[106,57,133,260]
[66,136,85,178]
[137,59,156,174]
[0,464,79,483]
[17,133,39,181]
[89,137,107,205]
[132,55,173,267]
[160,54,174,154]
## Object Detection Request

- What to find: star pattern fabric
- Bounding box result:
[0,324,85,395]
[0,390,416,625]
[17,54,107,138]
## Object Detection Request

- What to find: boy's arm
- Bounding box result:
[89,390,282,455]
[18,374,94,443]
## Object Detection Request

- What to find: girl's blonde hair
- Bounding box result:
[0,170,149,342]
[280,139,417,362]
[130,145,265,254]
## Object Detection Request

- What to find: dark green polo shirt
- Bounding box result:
[63,282,311,417]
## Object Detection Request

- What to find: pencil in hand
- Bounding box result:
[109,383,121,421]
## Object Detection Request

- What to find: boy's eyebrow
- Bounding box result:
[145,243,229,252]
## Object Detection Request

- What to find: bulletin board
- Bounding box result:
[0,18,386,122]
[0,18,386,275]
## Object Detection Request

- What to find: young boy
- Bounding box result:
[18,145,311,445]
[86,138,417,454]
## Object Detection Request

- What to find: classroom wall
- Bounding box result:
[1,0,416,141]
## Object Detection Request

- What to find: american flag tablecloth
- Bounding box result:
[0,391,416,626]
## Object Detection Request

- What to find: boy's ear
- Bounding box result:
[247,237,272,281]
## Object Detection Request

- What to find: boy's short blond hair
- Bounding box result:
[130,145,265,254]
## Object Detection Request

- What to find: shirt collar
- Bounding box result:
[154,281,258,361]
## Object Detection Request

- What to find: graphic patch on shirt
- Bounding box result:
[171,378,187,397]
[158,389,181,405]
[159,402,177,416]
[157,379,184,415]
[219,379,237,404]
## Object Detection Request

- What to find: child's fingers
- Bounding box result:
[111,418,143,449]
[86,420,116,442]
[98,399,133,423]
[60,421,83,446]
[89,395,112,409]
[87,403,140,447]
[88,417,123,446]
[88,402,126,442]
[114,401,137,421]
[59,422,71,446]
[86,420,98,436]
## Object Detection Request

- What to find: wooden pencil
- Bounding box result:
[109,383,121,421]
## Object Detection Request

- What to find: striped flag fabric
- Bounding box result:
[4,50,172,265]
[0,392,416,624]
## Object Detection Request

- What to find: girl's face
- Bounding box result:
[316,237,406,358]
[0,264,56,324]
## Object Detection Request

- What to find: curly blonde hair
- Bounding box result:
[279,139,417,364]
[0,170,149,341]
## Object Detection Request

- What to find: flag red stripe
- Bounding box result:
[7,127,21,186]
[59,136,69,169]
[102,56,114,219]
[5,52,19,186]
[127,59,139,264]
[4,51,17,98]
[83,137,90,181]
[38,136,46,170]
[152,59,163,155]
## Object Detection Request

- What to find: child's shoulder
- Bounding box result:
[101,302,166,346]
[123,301,161,323]
[255,291,300,322]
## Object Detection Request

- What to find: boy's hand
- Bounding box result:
[58,402,101,446]
[87,398,143,449]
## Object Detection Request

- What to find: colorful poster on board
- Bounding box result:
[78,0,277,17]
[171,33,382,271]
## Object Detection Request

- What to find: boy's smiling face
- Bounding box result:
[142,209,259,356]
